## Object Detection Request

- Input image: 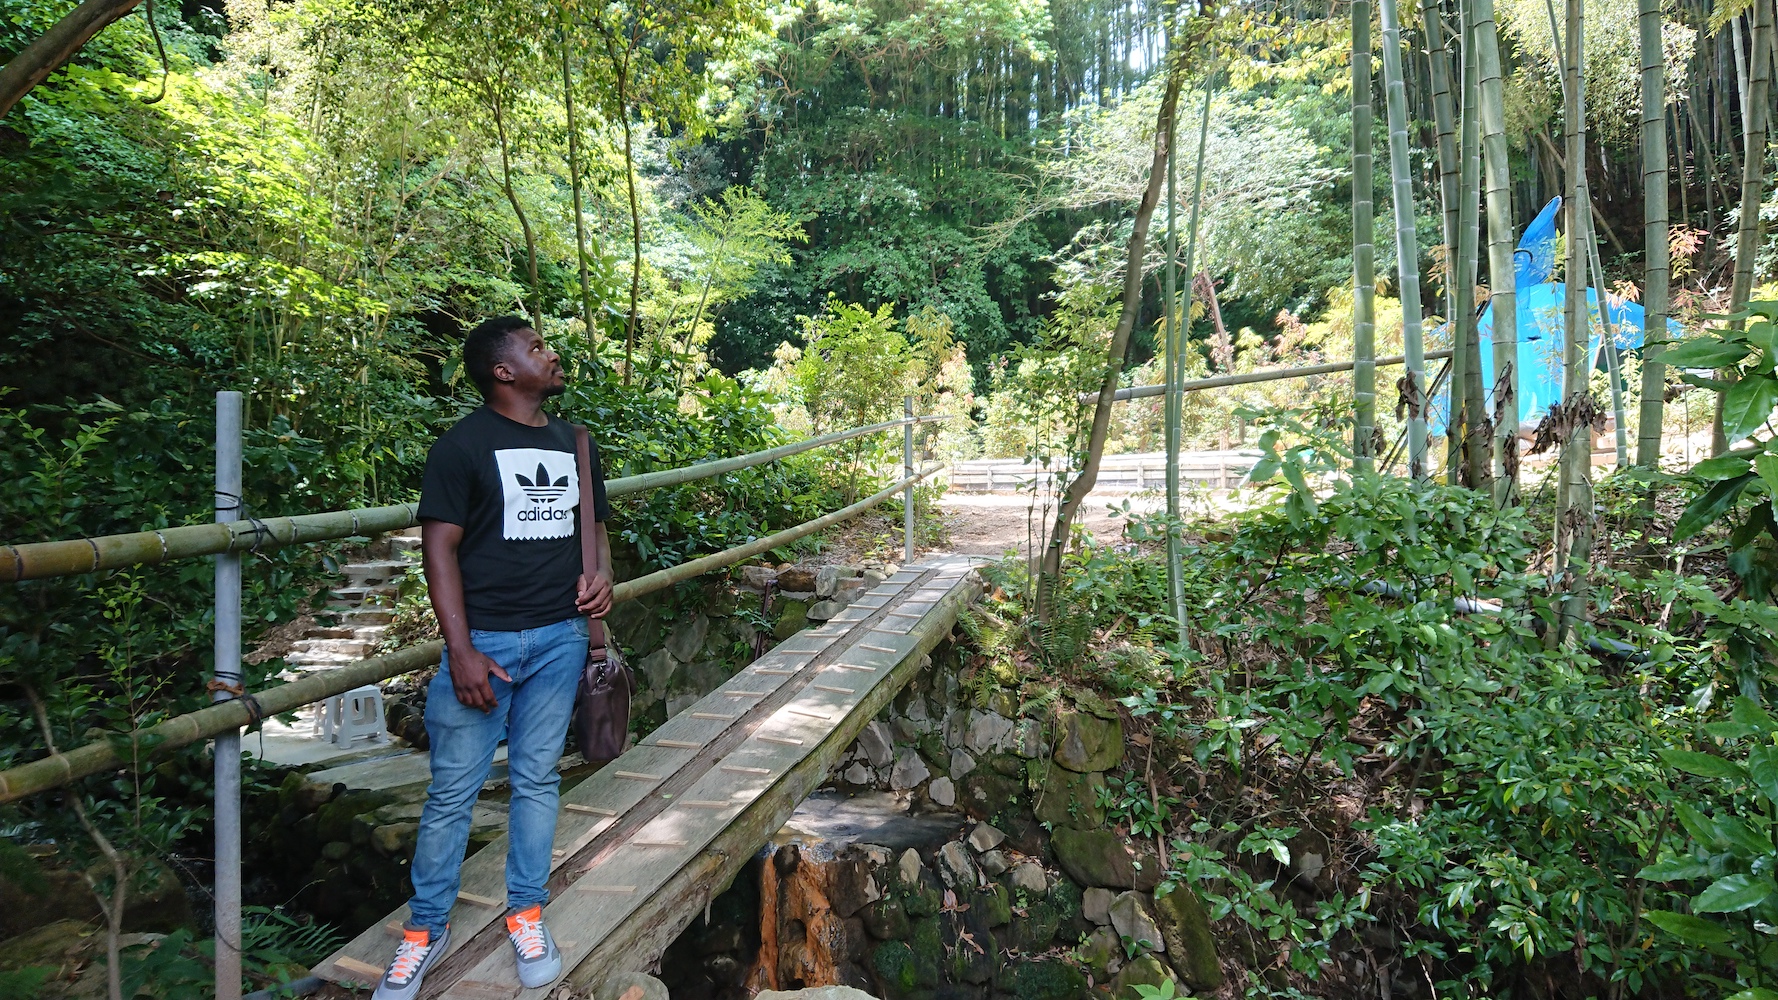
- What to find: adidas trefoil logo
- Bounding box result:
[515,463,569,505]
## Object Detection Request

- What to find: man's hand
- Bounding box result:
[449,644,511,712]
[577,571,613,619]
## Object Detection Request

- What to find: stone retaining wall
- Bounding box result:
[665,642,1224,1000]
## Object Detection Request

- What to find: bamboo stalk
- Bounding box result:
[1637,0,1670,469]
[1556,0,1597,644]
[0,467,941,803]
[1164,60,1181,646]
[1472,0,1517,504]
[1457,12,1489,488]
[1353,0,1379,469]
[1165,82,1213,648]
[1720,0,1773,454]
[1380,0,1431,476]
[1090,350,1455,404]
[1424,0,1463,336]
[2,416,948,583]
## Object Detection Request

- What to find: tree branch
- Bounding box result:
[0,0,143,120]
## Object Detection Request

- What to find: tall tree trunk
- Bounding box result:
[1475,0,1519,504]
[1381,0,1431,476]
[1720,0,1773,453]
[1458,9,1490,490]
[1353,0,1379,470]
[561,8,595,349]
[1556,0,1597,644]
[1037,62,1184,616]
[490,86,542,332]
[602,26,643,386]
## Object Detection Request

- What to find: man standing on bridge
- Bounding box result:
[372,316,614,1000]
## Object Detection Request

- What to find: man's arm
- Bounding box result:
[422,519,510,712]
[576,521,614,619]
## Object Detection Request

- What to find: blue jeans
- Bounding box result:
[406,616,587,934]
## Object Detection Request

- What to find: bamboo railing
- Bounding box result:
[1,415,947,583]
[0,416,946,801]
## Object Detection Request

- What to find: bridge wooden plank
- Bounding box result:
[320,559,975,996]
[317,744,697,980]
[561,568,981,996]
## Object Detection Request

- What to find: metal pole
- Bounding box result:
[212,391,243,1000]
[903,397,915,564]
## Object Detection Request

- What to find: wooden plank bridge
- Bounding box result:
[313,554,982,999]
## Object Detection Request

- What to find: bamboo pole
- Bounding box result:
[1424,0,1463,335]
[1456,11,1489,488]
[2,416,948,583]
[1164,65,1181,646]
[1637,0,1670,469]
[1353,0,1380,470]
[1087,350,1455,403]
[0,467,941,803]
[1380,0,1431,477]
[1720,0,1773,454]
[1556,0,1597,644]
[1476,0,1519,504]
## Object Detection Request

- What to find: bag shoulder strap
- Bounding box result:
[572,424,609,656]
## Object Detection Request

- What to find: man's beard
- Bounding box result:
[544,380,567,398]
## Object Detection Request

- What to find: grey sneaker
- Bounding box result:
[371,923,449,1000]
[505,904,562,988]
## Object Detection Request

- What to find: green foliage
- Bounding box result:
[1096,770,1178,837]
[1662,302,1778,599]
[1011,465,1778,994]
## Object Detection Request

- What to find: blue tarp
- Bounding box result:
[1430,197,1681,432]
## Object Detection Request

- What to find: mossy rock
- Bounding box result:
[947,909,999,984]
[900,868,945,919]
[1048,878,1085,932]
[959,770,1024,826]
[1077,926,1119,979]
[984,752,1027,778]
[1005,889,1065,953]
[1052,706,1123,773]
[1004,958,1088,1000]
[907,917,945,988]
[863,896,911,940]
[1153,885,1223,989]
[774,599,811,640]
[314,789,398,844]
[1111,955,1179,1000]
[971,884,1012,928]
[1050,828,1135,889]
[1028,761,1106,830]
[871,941,922,998]
[917,733,949,772]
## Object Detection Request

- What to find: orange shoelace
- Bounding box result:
[506,905,548,959]
[388,928,432,983]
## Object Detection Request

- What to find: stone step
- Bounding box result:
[285,651,365,668]
[327,585,399,607]
[343,560,413,586]
[306,627,359,640]
[292,637,374,657]
[340,608,395,626]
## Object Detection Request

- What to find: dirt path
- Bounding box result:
[937,491,1162,558]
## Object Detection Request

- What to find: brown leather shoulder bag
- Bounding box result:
[572,424,633,764]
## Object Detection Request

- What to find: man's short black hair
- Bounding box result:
[463,315,534,396]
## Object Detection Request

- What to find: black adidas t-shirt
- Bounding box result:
[417,407,612,632]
